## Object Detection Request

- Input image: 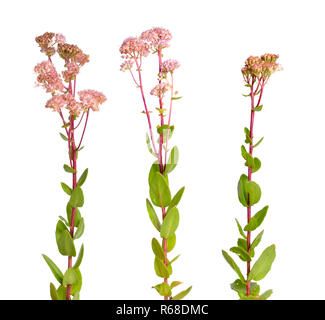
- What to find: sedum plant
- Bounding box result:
[222,54,281,300]
[120,27,191,300]
[34,32,106,300]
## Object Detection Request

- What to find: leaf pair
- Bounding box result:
[237,174,261,207]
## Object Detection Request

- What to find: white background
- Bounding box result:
[0,0,324,300]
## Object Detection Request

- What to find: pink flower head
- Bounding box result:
[78,90,107,111]
[140,27,172,51]
[150,83,170,98]
[62,63,80,82]
[74,52,89,66]
[45,94,67,112]
[65,94,84,116]
[120,37,150,59]
[34,60,65,93]
[161,59,180,73]
[55,33,66,44]
[120,60,134,72]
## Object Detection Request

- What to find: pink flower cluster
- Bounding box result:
[34,61,65,93]
[45,90,106,116]
[140,27,172,50]
[78,90,107,111]
[120,60,134,72]
[150,83,170,98]
[35,32,66,56]
[242,54,281,80]
[62,63,80,82]
[120,37,150,59]
[161,59,180,73]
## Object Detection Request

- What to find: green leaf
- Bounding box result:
[148,161,160,185]
[62,123,70,128]
[165,146,179,174]
[149,172,171,208]
[56,230,76,257]
[146,199,161,232]
[222,250,245,283]
[172,96,182,100]
[241,145,248,160]
[230,246,251,262]
[248,245,276,281]
[237,238,255,257]
[244,206,268,231]
[152,238,165,261]
[154,257,170,278]
[74,244,84,268]
[42,254,64,284]
[157,125,174,143]
[231,279,260,296]
[77,168,88,187]
[74,218,84,239]
[169,187,185,208]
[160,207,179,239]
[171,286,192,300]
[251,157,261,173]
[59,215,69,227]
[253,104,263,111]
[235,219,247,239]
[253,137,264,148]
[238,175,262,207]
[244,127,252,144]
[63,268,78,286]
[170,281,182,289]
[60,133,68,141]
[165,233,176,252]
[56,285,67,300]
[69,187,84,208]
[66,203,81,228]
[61,182,72,195]
[250,230,264,252]
[152,282,172,297]
[237,174,248,206]
[64,164,76,174]
[146,133,157,157]
[55,220,68,243]
[50,283,59,300]
[170,254,181,263]
[70,268,82,295]
[260,289,273,300]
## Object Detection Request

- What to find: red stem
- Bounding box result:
[134,58,158,156]
[156,49,169,301]
[66,115,77,300]
[246,78,264,296]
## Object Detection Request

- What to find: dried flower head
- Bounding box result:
[150,83,170,98]
[78,90,107,111]
[120,37,150,59]
[161,59,180,73]
[242,54,281,80]
[140,27,172,50]
[34,61,65,93]
[57,43,81,60]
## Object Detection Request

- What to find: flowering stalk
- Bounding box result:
[120,28,191,300]
[222,54,281,300]
[34,32,106,300]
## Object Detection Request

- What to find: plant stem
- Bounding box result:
[157,49,169,301]
[246,82,255,296]
[134,58,158,156]
[66,115,77,300]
